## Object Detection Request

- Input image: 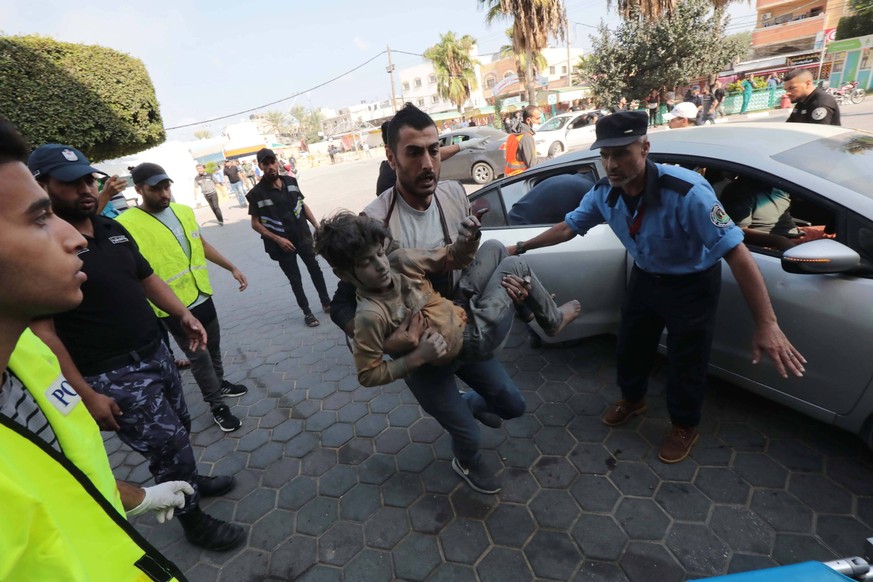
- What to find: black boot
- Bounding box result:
[196,475,235,497]
[177,507,245,551]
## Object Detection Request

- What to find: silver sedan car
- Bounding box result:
[469,123,873,446]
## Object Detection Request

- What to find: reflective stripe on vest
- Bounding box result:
[117,204,213,317]
[504,133,528,177]
[2,331,185,581]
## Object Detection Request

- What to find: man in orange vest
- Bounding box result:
[504,105,542,176]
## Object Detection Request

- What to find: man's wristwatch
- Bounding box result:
[516,241,527,255]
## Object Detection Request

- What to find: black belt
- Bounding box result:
[635,262,720,280]
[78,337,162,377]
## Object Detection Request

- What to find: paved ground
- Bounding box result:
[107,124,873,581]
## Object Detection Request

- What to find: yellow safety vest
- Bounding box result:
[117,204,213,317]
[1,330,186,581]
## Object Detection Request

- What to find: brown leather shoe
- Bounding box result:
[658,426,699,464]
[601,399,647,426]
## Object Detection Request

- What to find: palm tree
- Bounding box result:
[499,27,548,86]
[193,129,212,140]
[609,0,736,20]
[262,110,288,138]
[480,0,566,105]
[423,32,480,113]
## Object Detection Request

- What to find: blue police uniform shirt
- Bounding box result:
[565,160,743,274]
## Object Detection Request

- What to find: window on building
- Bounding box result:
[562,65,567,74]
[432,95,440,103]
[417,98,425,106]
[402,81,410,91]
[504,71,514,79]
[861,48,871,70]
[549,66,556,75]
[414,77,422,88]
[429,74,437,83]
[485,75,496,89]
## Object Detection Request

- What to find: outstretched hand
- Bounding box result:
[751,322,806,378]
[458,215,482,241]
[459,137,490,151]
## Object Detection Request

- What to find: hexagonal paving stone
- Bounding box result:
[409,417,444,443]
[535,402,575,427]
[615,497,671,541]
[296,564,342,582]
[572,514,628,561]
[767,439,824,472]
[529,489,580,530]
[278,476,317,511]
[789,473,853,514]
[726,554,779,575]
[499,438,541,469]
[250,509,296,551]
[296,496,339,536]
[654,481,711,522]
[570,474,622,513]
[572,560,630,581]
[272,419,305,443]
[320,423,354,448]
[477,547,533,582]
[427,563,478,582]
[666,523,730,576]
[533,426,575,456]
[337,438,373,465]
[771,533,838,565]
[450,486,498,520]
[504,413,542,439]
[620,541,685,582]
[318,464,357,498]
[343,549,393,582]
[392,532,441,580]
[733,453,788,488]
[318,521,364,566]
[532,455,578,488]
[539,381,575,403]
[709,506,774,554]
[439,518,490,564]
[827,458,873,496]
[355,413,388,438]
[337,401,369,424]
[285,432,319,458]
[816,515,873,557]
[358,453,397,485]
[608,461,660,497]
[689,433,732,466]
[486,503,535,547]
[499,467,541,504]
[235,487,277,524]
[524,530,582,580]
[364,507,410,550]
[382,472,423,508]
[409,494,455,535]
[695,467,751,504]
[216,549,270,581]
[388,404,422,427]
[340,484,382,523]
[262,457,301,489]
[717,423,767,451]
[396,443,436,473]
[750,489,813,533]
[301,448,338,477]
[605,431,651,461]
[421,460,462,494]
[569,442,612,475]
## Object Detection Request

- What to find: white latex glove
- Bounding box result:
[457,215,482,241]
[459,137,489,151]
[127,481,194,523]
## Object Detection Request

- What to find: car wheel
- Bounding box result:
[548,141,564,157]
[472,162,494,184]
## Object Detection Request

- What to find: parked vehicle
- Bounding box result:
[829,81,866,106]
[533,110,602,158]
[469,123,873,446]
[438,127,508,185]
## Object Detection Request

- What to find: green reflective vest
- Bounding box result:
[117,204,212,317]
[1,329,186,581]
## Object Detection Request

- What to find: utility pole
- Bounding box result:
[565,1,572,88]
[387,45,398,113]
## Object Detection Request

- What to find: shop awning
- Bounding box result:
[224,144,266,159]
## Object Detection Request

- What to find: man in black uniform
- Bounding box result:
[783,68,841,126]
[247,148,332,328]
[27,143,245,551]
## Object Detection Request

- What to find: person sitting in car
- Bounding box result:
[509,173,595,226]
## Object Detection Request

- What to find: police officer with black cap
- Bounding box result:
[783,68,841,126]
[509,111,806,464]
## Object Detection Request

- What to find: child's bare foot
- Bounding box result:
[546,300,582,337]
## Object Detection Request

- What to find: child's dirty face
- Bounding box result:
[354,243,392,292]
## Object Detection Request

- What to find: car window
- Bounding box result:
[451,135,470,145]
[439,136,451,147]
[470,186,508,227]
[539,116,568,132]
[771,132,873,198]
[569,117,591,130]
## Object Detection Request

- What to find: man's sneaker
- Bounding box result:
[196,475,235,497]
[213,405,241,432]
[452,457,501,494]
[473,409,503,429]
[220,380,248,398]
[658,425,699,464]
[178,507,245,551]
[601,398,647,426]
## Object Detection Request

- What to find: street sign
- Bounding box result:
[547,94,558,105]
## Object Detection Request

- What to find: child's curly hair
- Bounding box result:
[315,211,390,273]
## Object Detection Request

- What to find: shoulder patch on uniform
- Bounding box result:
[710,204,733,228]
[659,173,694,196]
[811,107,827,121]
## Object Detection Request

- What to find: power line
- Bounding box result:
[165,51,387,131]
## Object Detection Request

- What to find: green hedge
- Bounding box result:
[0,35,165,161]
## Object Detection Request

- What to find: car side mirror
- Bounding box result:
[781,239,860,274]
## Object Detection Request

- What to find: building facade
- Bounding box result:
[751,0,848,59]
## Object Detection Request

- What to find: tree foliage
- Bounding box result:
[424,32,479,112]
[480,0,566,105]
[582,0,745,107]
[836,14,873,40]
[500,27,548,83]
[288,105,324,144]
[193,129,212,140]
[0,35,164,162]
[608,0,738,21]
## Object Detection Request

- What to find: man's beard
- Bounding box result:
[54,198,96,222]
[398,169,438,198]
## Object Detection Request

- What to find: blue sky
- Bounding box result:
[2,0,756,138]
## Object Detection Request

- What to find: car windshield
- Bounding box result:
[772,132,873,197]
[538,116,569,132]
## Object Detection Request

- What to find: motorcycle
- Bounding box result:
[829,80,866,106]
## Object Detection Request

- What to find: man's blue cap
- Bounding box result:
[27,144,107,182]
[590,111,649,149]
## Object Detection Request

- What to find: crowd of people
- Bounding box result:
[0,63,842,577]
